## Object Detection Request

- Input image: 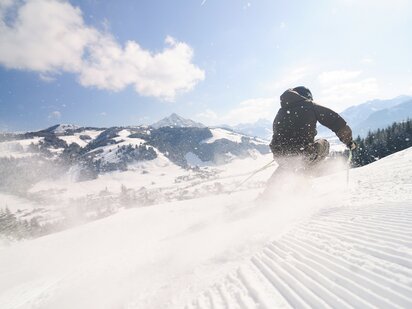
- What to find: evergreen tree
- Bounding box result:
[352,119,412,167]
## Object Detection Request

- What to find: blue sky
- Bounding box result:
[1,0,411,131]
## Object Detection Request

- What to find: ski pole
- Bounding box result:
[346,149,352,187]
[229,159,276,194]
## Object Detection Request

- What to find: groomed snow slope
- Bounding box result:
[187,206,412,309]
[187,149,412,308]
[0,148,411,308]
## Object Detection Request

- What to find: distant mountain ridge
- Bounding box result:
[229,119,272,140]
[151,113,205,129]
[341,95,411,126]
[0,122,269,181]
[225,95,412,139]
[3,95,411,174]
[349,98,412,136]
[318,95,412,137]
[44,124,81,134]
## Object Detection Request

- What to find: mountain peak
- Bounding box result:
[44,124,80,134]
[151,113,205,129]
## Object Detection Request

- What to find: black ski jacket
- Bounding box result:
[269,89,351,156]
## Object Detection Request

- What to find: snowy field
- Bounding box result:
[0,148,411,308]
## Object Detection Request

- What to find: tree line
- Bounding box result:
[352,119,412,167]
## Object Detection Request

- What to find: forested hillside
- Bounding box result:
[353,119,412,166]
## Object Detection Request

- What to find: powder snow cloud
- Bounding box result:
[0,0,205,101]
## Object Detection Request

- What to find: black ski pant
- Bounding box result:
[258,139,330,200]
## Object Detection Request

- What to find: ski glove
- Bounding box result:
[347,141,357,150]
[336,125,353,145]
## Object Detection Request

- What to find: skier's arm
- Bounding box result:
[269,124,277,155]
[269,112,281,156]
[336,125,353,146]
[314,104,354,146]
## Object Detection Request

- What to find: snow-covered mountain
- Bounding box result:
[341,95,411,127]
[222,96,412,140]
[151,113,206,129]
[43,124,81,135]
[0,123,270,240]
[81,125,268,170]
[0,124,269,181]
[0,139,410,308]
[352,100,412,136]
[318,95,412,137]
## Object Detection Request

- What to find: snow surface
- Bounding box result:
[248,137,268,145]
[88,129,147,163]
[30,152,185,199]
[202,128,243,144]
[0,137,43,158]
[52,124,80,134]
[0,148,411,308]
[0,193,37,213]
[58,129,102,147]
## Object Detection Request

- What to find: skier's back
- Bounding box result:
[260,86,356,198]
[270,86,356,164]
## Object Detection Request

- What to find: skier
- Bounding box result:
[263,86,356,194]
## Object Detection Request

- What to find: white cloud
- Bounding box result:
[48,111,61,120]
[280,22,286,29]
[0,0,93,72]
[361,57,374,64]
[318,70,362,86]
[195,109,218,123]
[198,98,277,126]
[317,70,379,110]
[39,74,56,82]
[0,0,14,10]
[222,98,276,125]
[264,67,380,111]
[339,0,408,9]
[79,35,205,101]
[243,2,251,10]
[0,0,204,100]
[267,66,310,93]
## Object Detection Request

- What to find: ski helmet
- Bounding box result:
[292,86,313,101]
